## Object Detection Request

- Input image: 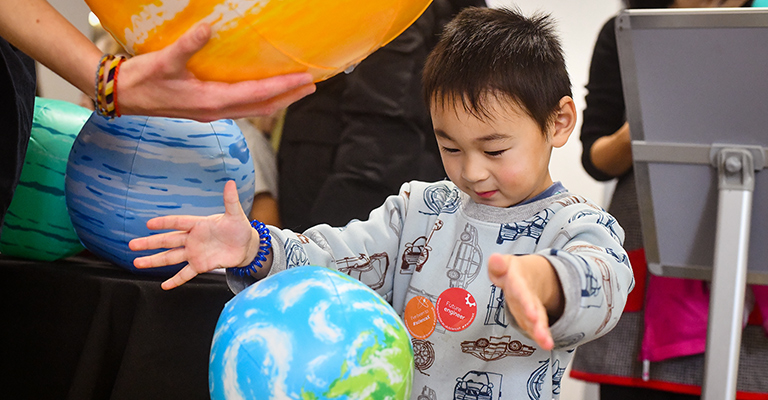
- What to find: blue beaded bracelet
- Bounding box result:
[231,220,272,278]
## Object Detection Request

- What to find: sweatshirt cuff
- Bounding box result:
[540,252,582,348]
[225,226,288,294]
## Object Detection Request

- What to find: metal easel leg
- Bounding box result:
[702,149,755,400]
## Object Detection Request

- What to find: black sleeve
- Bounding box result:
[579,17,629,182]
[0,37,36,228]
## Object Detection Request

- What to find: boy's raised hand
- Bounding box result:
[129,180,255,290]
[487,253,564,351]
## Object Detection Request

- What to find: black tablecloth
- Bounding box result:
[1,254,234,399]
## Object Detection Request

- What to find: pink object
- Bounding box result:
[640,275,710,363]
[751,285,768,334]
[640,275,768,365]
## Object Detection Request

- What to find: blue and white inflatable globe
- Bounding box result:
[209,266,414,400]
[65,114,255,275]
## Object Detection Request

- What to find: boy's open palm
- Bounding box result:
[129,180,254,290]
[487,253,560,351]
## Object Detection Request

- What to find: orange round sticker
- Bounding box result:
[436,287,477,332]
[403,296,437,339]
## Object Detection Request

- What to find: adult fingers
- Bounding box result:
[228,73,315,104]
[194,80,315,122]
[162,23,212,74]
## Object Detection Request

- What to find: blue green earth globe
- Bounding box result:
[209,266,414,400]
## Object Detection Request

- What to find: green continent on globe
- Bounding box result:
[320,322,413,400]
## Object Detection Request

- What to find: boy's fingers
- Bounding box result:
[151,231,188,250]
[222,180,243,217]
[134,247,187,269]
[511,305,550,350]
[129,231,187,251]
[525,303,554,350]
[487,253,555,349]
[133,252,168,269]
[535,319,554,350]
[161,264,200,290]
[487,253,511,288]
[129,236,148,251]
[487,253,507,274]
[146,215,199,231]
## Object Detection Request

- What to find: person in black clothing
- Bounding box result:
[572,1,765,399]
[0,37,36,231]
[278,0,487,232]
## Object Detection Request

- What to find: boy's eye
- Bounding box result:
[441,146,460,154]
[485,149,506,157]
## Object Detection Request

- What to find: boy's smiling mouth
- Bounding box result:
[475,190,498,199]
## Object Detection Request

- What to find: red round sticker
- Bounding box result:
[404,296,437,339]
[436,287,477,332]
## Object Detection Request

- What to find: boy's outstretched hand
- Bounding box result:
[487,253,564,351]
[129,180,256,290]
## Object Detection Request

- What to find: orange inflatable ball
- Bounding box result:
[87,0,433,83]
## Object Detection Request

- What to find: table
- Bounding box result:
[1,254,234,399]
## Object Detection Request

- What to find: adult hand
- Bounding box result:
[117,24,316,122]
[487,253,563,350]
[129,180,257,290]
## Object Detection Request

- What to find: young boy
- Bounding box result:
[130,7,633,399]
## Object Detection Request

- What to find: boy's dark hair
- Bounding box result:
[423,7,572,134]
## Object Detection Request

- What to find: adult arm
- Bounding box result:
[580,17,633,180]
[0,0,315,122]
[0,0,99,97]
[590,121,633,177]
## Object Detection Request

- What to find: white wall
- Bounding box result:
[488,0,622,210]
[487,2,623,399]
[36,0,92,104]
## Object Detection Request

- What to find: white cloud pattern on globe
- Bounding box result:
[209,266,413,399]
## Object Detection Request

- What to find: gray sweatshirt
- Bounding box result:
[228,180,633,400]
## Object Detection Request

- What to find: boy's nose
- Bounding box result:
[461,158,489,183]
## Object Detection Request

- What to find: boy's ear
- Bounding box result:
[550,96,577,148]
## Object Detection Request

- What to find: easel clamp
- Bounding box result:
[711,146,763,191]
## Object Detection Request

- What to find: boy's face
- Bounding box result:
[431,97,564,208]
